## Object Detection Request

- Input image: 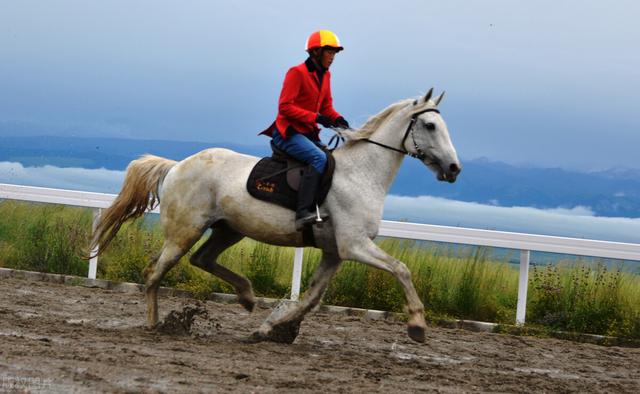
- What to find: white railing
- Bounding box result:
[2,182,640,326]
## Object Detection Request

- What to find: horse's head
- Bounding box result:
[340,89,461,182]
[403,89,461,183]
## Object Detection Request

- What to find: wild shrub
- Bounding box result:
[100,219,163,284]
[362,267,405,312]
[323,261,369,308]
[529,263,640,337]
[242,242,288,298]
[0,201,90,276]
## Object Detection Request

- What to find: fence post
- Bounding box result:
[88,208,102,280]
[290,248,304,301]
[516,249,530,325]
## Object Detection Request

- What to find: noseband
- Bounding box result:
[363,108,440,161]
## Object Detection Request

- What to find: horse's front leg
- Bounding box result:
[341,238,427,343]
[251,250,341,344]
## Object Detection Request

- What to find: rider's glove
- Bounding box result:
[316,114,334,128]
[334,116,350,129]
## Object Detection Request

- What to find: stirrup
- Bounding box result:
[295,205,328,231]
[295,213,317,231]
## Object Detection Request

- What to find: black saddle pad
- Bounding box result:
[246,144,335,211]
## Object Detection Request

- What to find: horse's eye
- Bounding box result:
[425,122,436,131]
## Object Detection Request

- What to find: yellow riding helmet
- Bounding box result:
[305,30,344,52]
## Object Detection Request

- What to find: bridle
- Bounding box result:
[362,108,440,161]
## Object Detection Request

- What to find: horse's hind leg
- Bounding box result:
[251,250,341,343]
[143,228,203,328]
[189,222,255,312]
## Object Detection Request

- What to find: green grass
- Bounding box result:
[529,263,640,338]
[1,200,639,339]
[0,200,91,276]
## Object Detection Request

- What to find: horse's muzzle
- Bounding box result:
[437,163,461,183]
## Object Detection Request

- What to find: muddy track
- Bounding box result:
[0,277,638,393]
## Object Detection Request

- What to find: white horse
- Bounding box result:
[91,88,461,344]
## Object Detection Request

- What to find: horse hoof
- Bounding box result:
[248,330,297,344]
[249,321,301,344]
[247,331,268,343]
[407,325,426,343]
[238,297,256,313]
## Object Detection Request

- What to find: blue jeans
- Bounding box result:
[272,131,327,173]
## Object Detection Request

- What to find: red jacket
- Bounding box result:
[261,59,341,140]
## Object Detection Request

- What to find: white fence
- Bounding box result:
[2,182,640,325]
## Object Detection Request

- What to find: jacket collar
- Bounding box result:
[305,57,326,75]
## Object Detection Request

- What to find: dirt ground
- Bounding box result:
[0,277,638,393]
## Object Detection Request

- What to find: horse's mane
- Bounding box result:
[336,99,414,147]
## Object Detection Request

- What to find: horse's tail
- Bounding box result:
[89,155,176,257]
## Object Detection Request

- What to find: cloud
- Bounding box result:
[0,162,124,194]
[384,195,640,244]
[543,206,595,216]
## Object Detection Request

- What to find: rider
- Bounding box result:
[261,30,350,231]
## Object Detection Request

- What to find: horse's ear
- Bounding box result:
[435,91,445,106]
[424,88,434,103]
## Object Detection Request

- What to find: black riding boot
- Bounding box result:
[295,166,324,231]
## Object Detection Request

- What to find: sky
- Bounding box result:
[2,1,640,248]
[1,1,640,170]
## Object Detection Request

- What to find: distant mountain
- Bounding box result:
[2,135,639,218]
[0,135,269,169]
[392,157,640,218]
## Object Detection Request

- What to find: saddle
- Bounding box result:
[246,141,336,212]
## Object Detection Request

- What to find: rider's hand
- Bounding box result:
[335,116,350,129]
[316,114,334,128]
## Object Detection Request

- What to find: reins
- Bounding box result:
[327,133,345,151]
[362,108,440,160]
[327,107,440,160]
